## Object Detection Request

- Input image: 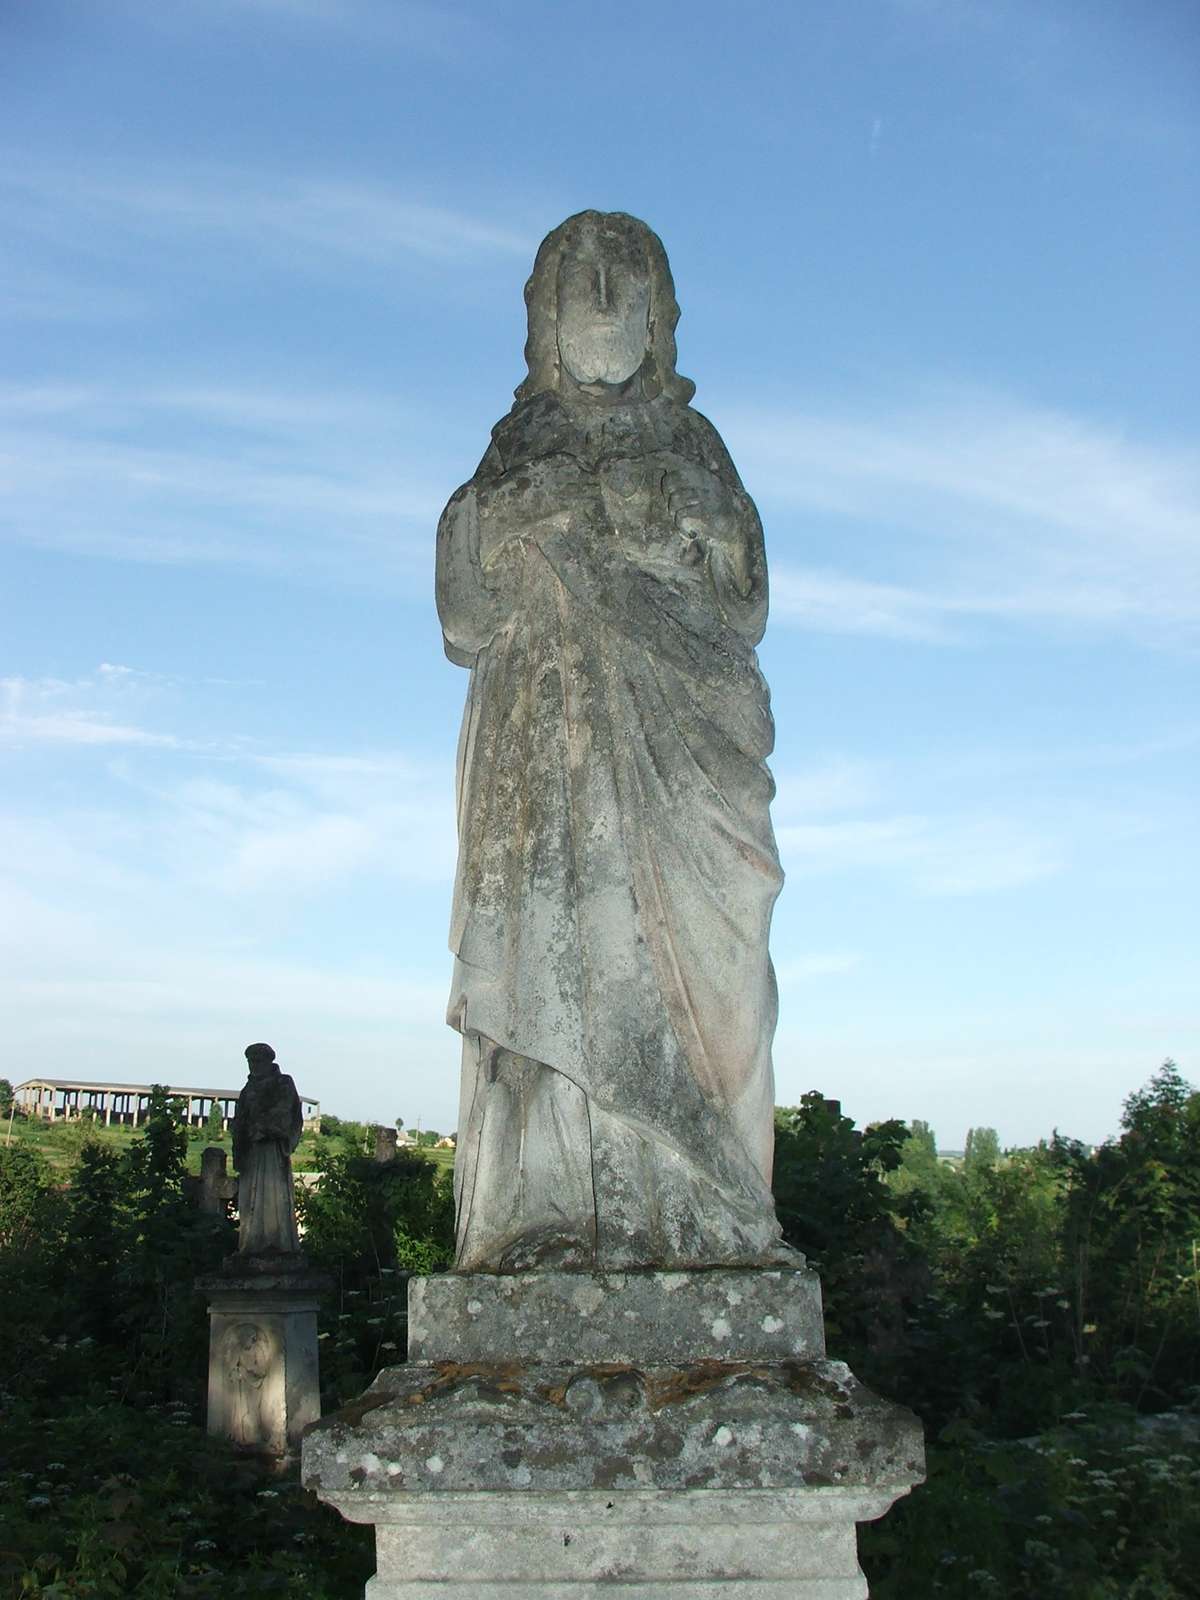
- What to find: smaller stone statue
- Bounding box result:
[231,1043,303,1256]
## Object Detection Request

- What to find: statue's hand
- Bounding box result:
[660,463,738,553]
[477,454,598,573]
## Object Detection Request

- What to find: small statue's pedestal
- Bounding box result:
[198,1254,330,1459]
[303,1270,923,1596]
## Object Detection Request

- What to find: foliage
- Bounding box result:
[2,1060,1195,1593]
[773,1094,923,1384]
[0,1144,65,1258]
[861,1404,1200,1598]
[296,1144,454,1282]
[0,1077,13,1117]
[1047,1060,1200,1412]
[0,1384,372,1598]
[316,1114,369,1151]
[963,1125,1000,1176]
[293,1142,454,1404]
[203,1102,225,1144]
[0,1088,234,1416]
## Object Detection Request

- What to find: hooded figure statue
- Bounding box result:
[231,1042,304,1256]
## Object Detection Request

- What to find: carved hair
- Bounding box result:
[516,210,695,406]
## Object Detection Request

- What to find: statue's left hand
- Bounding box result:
[660,463,739,550]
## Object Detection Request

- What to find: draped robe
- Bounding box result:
[232,1068,303,1256]
[437,390,790,1271]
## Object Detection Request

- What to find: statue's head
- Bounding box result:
[244,1042,277,1077]
[517,210,695,406]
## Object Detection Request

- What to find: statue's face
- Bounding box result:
[556,224,651,388]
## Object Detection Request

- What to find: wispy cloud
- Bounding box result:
[146,754,457,894]
[775,952,862,984]
[0,261,144,324]
[0,874,459,1121]
[0,672,180,749]
[0,669,455,893]
[128,0,489,59]
[3,158,533,275]
[727,392,1200,643]
[0,698,461,1117]
[0,382,450,574]
[777,812,1061,895]
[773,758,880,814]
[773,756,1063,896]
[770,571,953,642]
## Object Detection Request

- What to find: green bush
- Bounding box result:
[0,1386,372,1598]
[862,1404,1200,1598]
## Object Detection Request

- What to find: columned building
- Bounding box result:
[12,1078,320,1130]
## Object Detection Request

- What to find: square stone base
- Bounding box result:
[199,1266,329,1456]
[352,1488,899,1597]
[303,1272,923,1596]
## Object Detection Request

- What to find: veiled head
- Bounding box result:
[245,1041,278,1078]
[516,210,695,405]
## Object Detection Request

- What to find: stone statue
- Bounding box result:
[231,1042,303,1256]
[437,210,792,1273]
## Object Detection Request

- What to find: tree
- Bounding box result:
[204,1101,225,1143]
[297,1145,454,1279]
[963,1126,1000,1177]
[0,1145,63,1258]
[1121,1058,1193,1142]
[0,1078,14,1118]
[1052,1060,1200,1408]
[68,1142,125,1340]
[909,1119,937,1158]
[772,1095,920,1379]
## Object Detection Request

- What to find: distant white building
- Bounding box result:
[14,1076,320,1130]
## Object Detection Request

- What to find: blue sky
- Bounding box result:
[2,0,1197,1147]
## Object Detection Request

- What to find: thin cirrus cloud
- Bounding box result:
[129,0,489,58]
[725,393,1200,643]
[7,378,1196,649]
[772,756,1062,897]
[1,669,457,897]
[776,813,1061,896]
[0,383,449,573]
[154,758,458,894]
[0,670,181,749]
[2,158,534,277]
[774,952,862,985]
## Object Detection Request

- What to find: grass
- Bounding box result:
[1,1112,456,1180]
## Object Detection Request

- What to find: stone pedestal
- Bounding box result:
[199,1259,330,1458]
[303,1270,923,1596]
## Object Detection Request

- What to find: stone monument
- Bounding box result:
[303,211,923,1594]
[186,1145,238,1216]
[199,1043,328,1458]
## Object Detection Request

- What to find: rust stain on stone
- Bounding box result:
[308,1388,398,1430]
[644,1361,769,1410]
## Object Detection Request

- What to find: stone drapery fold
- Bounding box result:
[439,394,789,1270]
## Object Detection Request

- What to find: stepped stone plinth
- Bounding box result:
[303,1270,923,1597]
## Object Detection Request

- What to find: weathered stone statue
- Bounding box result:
[200,1042,326,1458]
[305,212,924,1598]
[438,208,788,1273]
[231,1042,303,1256]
